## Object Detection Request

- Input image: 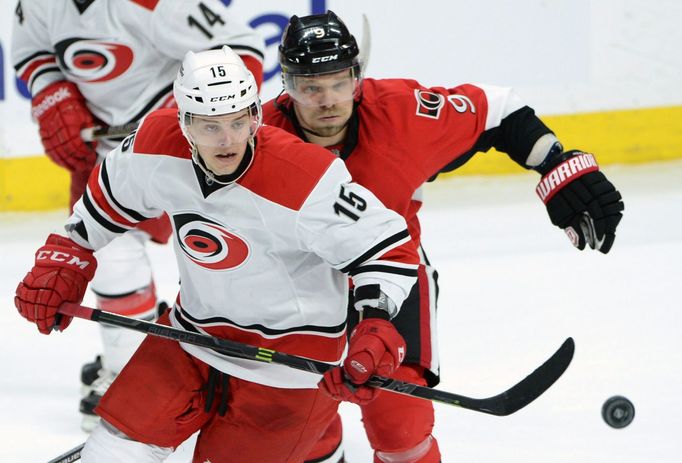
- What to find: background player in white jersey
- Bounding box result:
[263,11,625,463]
[11,0,264,430]
[14,46,421,462]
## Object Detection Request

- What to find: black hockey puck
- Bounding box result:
[602,396,635,428]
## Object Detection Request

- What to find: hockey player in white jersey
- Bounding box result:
[14,46,420,462]
[11,0,264,430]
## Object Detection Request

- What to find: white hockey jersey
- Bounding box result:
[66,109,419,389]
[12,0,264,140]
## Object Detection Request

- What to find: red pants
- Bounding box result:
[96,313,339,462]
[307,364,441,462]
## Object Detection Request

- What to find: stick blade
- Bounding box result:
[484,337,575,416]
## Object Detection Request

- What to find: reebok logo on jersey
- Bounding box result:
[31,87,72,119]
[536,152,599,203]
[173,213,250,271]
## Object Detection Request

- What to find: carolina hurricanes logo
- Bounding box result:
[173,213,250,271]
[55,38,133,83]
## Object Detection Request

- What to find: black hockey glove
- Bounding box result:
[535,149,624,254]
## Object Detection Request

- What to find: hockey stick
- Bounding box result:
[359,14,371,73]
[80,123,138,142]
[47,442,84,463]
[58,302,574,416]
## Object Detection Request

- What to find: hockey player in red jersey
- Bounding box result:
[262,11,625,463]
[14,46,421,462]
[11,0,264,430]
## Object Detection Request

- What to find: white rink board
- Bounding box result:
[2,0,682,158]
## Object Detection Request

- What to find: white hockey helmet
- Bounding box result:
[174,46,262,145]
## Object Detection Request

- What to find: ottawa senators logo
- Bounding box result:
[173,213,250,271]
[55,38,133,83]
[414,90,445,119]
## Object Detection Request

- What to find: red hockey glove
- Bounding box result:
[15,234,97,335]
[31,81,98,172]
[536,149,624,254]
[320,317,406,405]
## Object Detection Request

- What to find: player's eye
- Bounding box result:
[333,81,349,91]
[303,85,321,94]
[202,123,221,133]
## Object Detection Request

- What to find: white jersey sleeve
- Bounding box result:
[296,159,419,312]
[66,131,165,250]
[12,0,263,127]
[11,0,66,95]
[151,0,264,62]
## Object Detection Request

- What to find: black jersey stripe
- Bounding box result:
[13,50,54,72]
[339,229,411,274]
[349,264,419,277]
[27,66,62,92]
[175,304,346,337]
[73,220,89,242]
[83,190,129,234]
[100,160,152,222]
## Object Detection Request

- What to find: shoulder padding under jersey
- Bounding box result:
[132,108,190,159]
[238,126,337,211]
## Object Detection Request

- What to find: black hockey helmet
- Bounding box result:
[279,11,363,106]
[279,10,361,76]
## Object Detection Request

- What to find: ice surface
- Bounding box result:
[1,160,680,462]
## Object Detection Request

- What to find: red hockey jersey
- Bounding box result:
[263,78,527,246]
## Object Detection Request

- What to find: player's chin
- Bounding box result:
[314,124,346,137]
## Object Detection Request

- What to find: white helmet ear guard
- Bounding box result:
[174,46,262,143]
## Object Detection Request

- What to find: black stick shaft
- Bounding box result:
[80,123,138,142]
[47,443,84,463]
[59,303,573,416]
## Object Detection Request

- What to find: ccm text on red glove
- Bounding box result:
[15,234,97,335]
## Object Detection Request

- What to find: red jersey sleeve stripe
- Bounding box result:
[18,56,57,83]
[375,241,420,267]
[87,164,138,228]
[100,159,153,222]
[82,190,130,234]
